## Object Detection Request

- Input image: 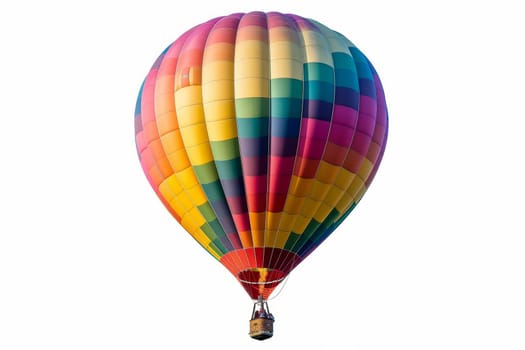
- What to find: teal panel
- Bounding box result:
[332,52,356,71]
[237,117,269,138]
[215,159,243,180]
[270,97,303,118]
[201,181,224,202]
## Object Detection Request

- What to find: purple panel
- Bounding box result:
[332,105,358,127]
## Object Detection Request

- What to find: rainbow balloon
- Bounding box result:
[135,12,388,300]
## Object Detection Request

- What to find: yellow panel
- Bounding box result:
[174,86,202,108]
[202,80,234,102]
[354,185,367,204]
[313,202,332,222]
[310,180,331,201]
[324,186,344,207]
[176,104,205,128]
[193,228,212,246]
[300,198,320,219]
[264,230,278,247]
[335,168,356,190]
[302,30,327,47]
[357,158,374,180]
[203,100,236,122]
[304,44,333,65]
[206,118,237,141]
[174,192,194,212]
[274,230,291,249]
[270,59,304,79]
[249,212,266,231]
[252,231,265,247]
[283,194,304,215]
[235,40,269,59]
[159,174,183,202]
[167,149,191,172]
[235,58,269,79]
[289,177,314,197]
[234,78,269,98]
[187,206,206,227]
[203,61,234,81]
[169,198,187,218]
[336,192,353,212]
[348,177,364,198]
[190,227,208,243]
[317,161,339,183]
[180,123,210,147]
[185,143,214,165]
[292,215,310,235]
[185,184,207,206]
[176,167,200,189]
[180,216,196,233]
[266,212,282,231]
[269,41,302,59]
[278,212,295,232]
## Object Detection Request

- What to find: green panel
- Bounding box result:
[270,78,303,98]
[193,162,218,184]
[200,223,227,254]
[197,203,216,222]
[294,219,321,248]
[237,117,269,138]
[284,232,300,251]
[215,159,243,180]
[235,97,269,118]
[208,242,224,258]
[304,62,334,83]
[200,222,217,241]
[210,138,240,161]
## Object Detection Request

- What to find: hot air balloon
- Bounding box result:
[134,11,388,340]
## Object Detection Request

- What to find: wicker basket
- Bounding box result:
[249,317,274,340]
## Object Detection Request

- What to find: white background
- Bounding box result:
[1,1,524,349]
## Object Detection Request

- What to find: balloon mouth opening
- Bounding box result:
[238,268,286,299]
[238,268,286,285]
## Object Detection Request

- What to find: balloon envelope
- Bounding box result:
[135,12,388,299]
